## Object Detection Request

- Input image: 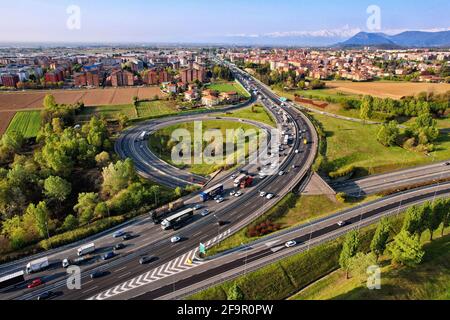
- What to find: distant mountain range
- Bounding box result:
[337,31,450,48]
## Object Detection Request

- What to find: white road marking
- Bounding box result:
[118,272,131,279]
[82,286,99,294]
[114,266,127,273]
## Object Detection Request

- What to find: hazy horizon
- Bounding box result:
[0,0,449,46]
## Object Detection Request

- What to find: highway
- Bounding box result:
[332,161,450,196]
[0,61,319,300]
[119,182,450,300]
[1,58,446,301]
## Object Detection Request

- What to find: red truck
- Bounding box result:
[240,176,253,189]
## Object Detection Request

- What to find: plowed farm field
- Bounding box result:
[0,111,16,135]
[325,81,450,99]
[0,86,164,111]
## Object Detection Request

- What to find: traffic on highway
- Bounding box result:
[0,57,446,302]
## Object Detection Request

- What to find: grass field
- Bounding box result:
[219,105,276,127]
[207,81,251,98]
[78,104,138,121]
[136,100,179,118]
[6,111,42,138]
[78,100,181,122]
[290,231,450,300]
[149,120,262,176]
[313,113,450,176]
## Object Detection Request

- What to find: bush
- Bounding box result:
[336,192,348,203]
[329,166,356,179]
[247,220,281,238]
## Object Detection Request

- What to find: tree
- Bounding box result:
[95,151,110,167]
[44,176,72,202]
[132,96,139,107]
[412,113,439,145]
[424,201,443,241]
[94,202,109,219]
[370,218,391,261]
[339,230,360,279]
[62,214,78,231]
[1,216,27,249]
[1,131,25,152]
[43,94,57,109]
[402,205,429,236]
[25,202,50,239]
[102,159,137,196]
[228,282,245,300]
[377,121,400,147]
[150,185,161,206]
[74,193,99,225]
[117,113,129,130]
[436,198,450,237]
[348,252,377,281]
[389,230,424,267]
[360,95,374,121]
[174,187,183,198]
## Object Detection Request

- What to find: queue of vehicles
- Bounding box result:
[1,60,300,298]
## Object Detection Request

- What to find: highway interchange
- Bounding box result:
[0,58,448,301]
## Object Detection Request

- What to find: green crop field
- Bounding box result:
[77,100,180,121]
[78,104,137,121]
[136,100,178,118]
[6,111,42,138]
[207,81,251,98]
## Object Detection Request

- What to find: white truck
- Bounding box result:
[25,257,49,274]
[138,131,149,142]
[77,243,96,257]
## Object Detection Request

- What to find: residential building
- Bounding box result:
[110,69,134,87]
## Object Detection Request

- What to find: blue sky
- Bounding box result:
[0,0,449,43]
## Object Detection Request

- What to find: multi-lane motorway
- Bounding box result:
[0,61,318,300]
[1,58,448,301]
[332,161,450,196]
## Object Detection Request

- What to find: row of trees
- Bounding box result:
[211,65,234,81]
[244,62,327,90]
[339,198,450,279]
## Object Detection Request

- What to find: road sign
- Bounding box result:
[199,243,206,255]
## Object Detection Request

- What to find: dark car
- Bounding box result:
[122,234,133,241]
[102,251,115,260]
[90,270,107,279]
[37,291,55,300]
[139,256,155,265]
[217,220,226,226]
[114,243,125,251]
